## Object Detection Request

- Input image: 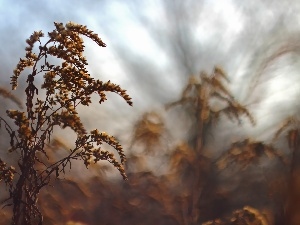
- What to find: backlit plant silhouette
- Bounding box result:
[125,67,258,225]
[164,67,255,224]
[0,22,132,225]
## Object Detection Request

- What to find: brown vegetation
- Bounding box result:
[0,18,299,225]
[0,22,132,225]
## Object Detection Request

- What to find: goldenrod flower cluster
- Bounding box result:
[0,158,15,185]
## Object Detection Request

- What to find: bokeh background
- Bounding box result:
[1,0,300,224]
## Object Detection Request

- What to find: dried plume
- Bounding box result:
[0,22,132,225]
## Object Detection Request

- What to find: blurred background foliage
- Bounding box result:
[1,0,300,224]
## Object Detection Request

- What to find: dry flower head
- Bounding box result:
[0,21,132,225]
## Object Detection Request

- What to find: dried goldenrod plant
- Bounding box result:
[166,66,255,152]
[165,67,255,224]
[0,22,132,225]
[129,111,166,153]
[216,139,286,171]
[202,206,269,225]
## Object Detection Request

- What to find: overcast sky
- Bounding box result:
[1,0,300,154]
